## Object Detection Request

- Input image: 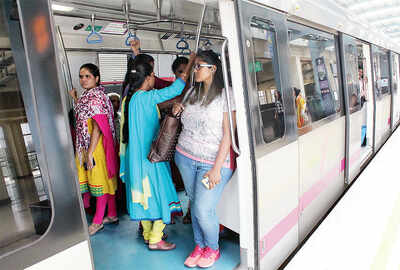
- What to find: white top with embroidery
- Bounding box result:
[177,88,236,165]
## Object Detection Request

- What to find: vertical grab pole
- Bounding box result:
[56,26,73,110]
[221,38,241,155]
[190,0,207,86]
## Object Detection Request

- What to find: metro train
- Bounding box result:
[1,0,400,270]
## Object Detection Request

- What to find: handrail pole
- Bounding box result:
[221,38,241,155]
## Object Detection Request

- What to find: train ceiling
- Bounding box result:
[51,0,221,38]
[333,0,400,41]
[51,0,219,25]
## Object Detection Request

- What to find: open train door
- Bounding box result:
[340,35,374,183]
[232,1,300,269]
[0,0,93,269]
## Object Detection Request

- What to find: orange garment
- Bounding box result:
[296,95,306,128]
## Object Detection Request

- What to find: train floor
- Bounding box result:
[88,192,240,270]
[285,128,400,269]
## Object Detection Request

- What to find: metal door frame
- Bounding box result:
[389,51,395,132]
[338,33,351,185]
[235,1,297,269]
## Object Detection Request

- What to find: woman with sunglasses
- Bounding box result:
[173,50,236,268]
[69,63,118,236]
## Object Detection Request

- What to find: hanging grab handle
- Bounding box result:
[86,14,103,44]
[176,22,190,54]
[124,2,139,46]
[125,29,138,46]
[221,38,241,156]
[176,38,189,51]
[204,39,212,47]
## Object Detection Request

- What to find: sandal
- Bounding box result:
[88,223,104,236]
[103,216,119,225]
[144,233,168,244]
[148,240,176,251]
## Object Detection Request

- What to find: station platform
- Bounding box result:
[285,129,400,269]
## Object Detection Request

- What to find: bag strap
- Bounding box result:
[181,86,194,105]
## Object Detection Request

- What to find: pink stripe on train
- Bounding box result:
[259,149,363,259]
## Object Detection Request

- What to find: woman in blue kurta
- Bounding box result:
[120,54,195,250]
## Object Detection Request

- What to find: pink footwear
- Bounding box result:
[197,247,220,268]
[184,245,204,268]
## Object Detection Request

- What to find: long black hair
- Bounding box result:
[188,50,224,106]
[293,87,301,98]
[122,62,153,144]
[122,54,155,98]
[80,63,100,86]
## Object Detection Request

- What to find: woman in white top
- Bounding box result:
[173,50,236,268]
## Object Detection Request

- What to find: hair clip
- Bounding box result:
[131,70,137,73]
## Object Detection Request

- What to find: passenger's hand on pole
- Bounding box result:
[130,40,140,56]
[69,88,78,103]
[188,52,196,64]
[172,102,184,116]
[180,52,196,82]
[204,168,221,190]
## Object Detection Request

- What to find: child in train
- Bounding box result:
[107,93,121,144]
[69,63,119,236]
[172,50,236,268]
[119,53,195,250]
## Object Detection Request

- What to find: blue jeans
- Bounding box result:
[174,151,233,250]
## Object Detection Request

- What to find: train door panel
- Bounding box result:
[286,21,346,240]
[0,0,92,269]
[340,35,373,183]
[371,45,391,150]
[237,2,299,269]
[390,52,400,127]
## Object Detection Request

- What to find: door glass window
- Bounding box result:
[342,35,367,114]
[372,46,390,99]
[288,22,341,128]
[250,17,285,144]
[0,11,51,255]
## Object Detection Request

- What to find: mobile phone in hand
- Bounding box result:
[201,177,210,189]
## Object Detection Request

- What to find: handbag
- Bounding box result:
[147,87,193,163]
[147,112,182,162]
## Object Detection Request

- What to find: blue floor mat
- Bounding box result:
[89,193,240,270]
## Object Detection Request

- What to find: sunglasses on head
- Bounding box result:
[194,64,213,70]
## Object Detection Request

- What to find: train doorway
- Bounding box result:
[53,1,244,269]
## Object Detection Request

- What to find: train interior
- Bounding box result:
[0,0,242,270]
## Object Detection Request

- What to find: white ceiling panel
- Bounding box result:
[332,0,400,41]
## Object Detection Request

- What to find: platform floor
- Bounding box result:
[89,193,240,270]
[285,129,400,270]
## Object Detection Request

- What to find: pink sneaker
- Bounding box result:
[197,247,220,268]
[184,245,204,268]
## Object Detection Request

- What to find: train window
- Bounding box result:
[287,22,341,128]
[342,35,366,114]
[0,22,51,255]
[98,53,127,84]
[371,46,390,99]
[250,17,285,143]
[392,54,399,96]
